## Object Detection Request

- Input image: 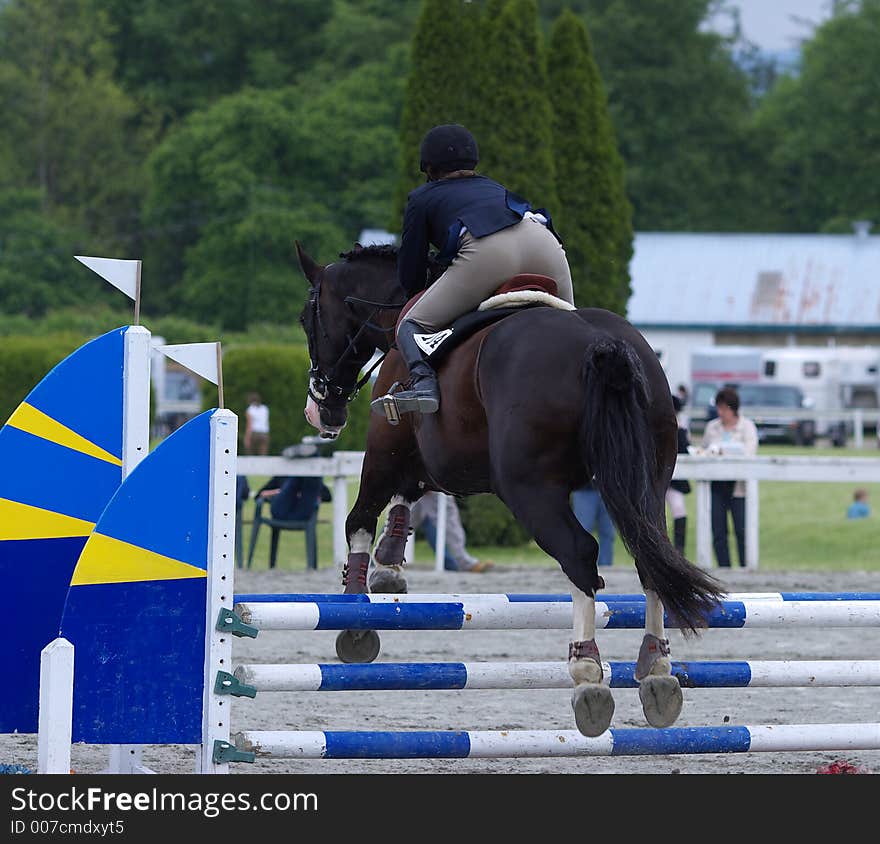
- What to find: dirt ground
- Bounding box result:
[3,564,878,775]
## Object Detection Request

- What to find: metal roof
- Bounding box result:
[627,232,880,331]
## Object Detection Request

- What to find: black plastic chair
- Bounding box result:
[246,495,318,570]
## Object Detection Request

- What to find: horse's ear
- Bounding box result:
[295,240,324,286]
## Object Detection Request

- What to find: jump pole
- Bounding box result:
[232,599,880,631]
[233,659,880,692]
[232,723,880,760]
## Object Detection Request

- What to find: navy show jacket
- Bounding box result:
[397,174,538,297]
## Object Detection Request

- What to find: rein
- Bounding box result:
[306,277,405,405]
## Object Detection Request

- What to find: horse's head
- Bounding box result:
[296,240,403,439]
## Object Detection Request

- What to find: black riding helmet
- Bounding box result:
[419,123,479,173]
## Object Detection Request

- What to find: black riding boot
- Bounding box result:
[673,516,687,554]
[372,319,440,416]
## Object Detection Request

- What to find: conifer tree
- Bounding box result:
[547,9,632,313]
[477,0,558,213]
[391,0,482,226]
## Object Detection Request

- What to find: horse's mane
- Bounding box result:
[338,243,444,280]
[339,244,399,262]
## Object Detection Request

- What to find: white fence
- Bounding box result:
[237,452,880,571]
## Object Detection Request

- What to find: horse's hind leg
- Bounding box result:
[494,479,614,737]
[636,590,683,728]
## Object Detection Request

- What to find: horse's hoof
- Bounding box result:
[571,683,615,737]
[335,629,381,664]
[368,566,408,594]
[639,675,683,728]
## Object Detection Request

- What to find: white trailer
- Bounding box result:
[760,346,880,443]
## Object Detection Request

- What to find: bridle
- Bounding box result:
[304,273,405,408]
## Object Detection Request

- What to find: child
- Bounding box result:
[846,488,870,520]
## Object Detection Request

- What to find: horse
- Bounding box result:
[295,240,724,738]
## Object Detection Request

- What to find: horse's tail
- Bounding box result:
[579,337,723,634]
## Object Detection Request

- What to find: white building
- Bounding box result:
[627,228,880,393]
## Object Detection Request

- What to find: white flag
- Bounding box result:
[157,342,221,385]
[75,256,141,300]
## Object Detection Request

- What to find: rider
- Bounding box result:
[379,123,574,416]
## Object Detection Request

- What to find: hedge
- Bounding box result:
[0,334,84,423]
[212,344,373,455]
[458,493,532,547]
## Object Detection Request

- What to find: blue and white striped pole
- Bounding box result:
[233,659,880,692]
[231,723,880,759]
[233,599,880,631]
[234,592,880,604]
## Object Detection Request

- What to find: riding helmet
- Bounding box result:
[419,124,479,173]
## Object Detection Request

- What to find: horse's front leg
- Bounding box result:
[342,427,425,597]
[636,589,683,727]
[336,473,419,664]
[368,493,420,593]
[343,488,412,596]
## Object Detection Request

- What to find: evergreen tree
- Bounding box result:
[582,0,755,231]
[547,9,632,312]
[478,0,558,213]
[392,0,482,227]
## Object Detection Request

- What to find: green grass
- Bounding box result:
[238,444,880,574]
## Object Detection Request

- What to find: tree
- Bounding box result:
[478,0,558,213]
[101,0,334,123]
[144,55,406,329]
[0,190,89,317]
[0,0,155,253]
[755,0,880,232]
[581,0,756,231]
[392,0,483,226]
[547,10,632,312]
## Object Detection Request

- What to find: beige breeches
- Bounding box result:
[405,217,574,332]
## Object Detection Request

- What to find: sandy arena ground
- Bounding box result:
[3,564,878,775]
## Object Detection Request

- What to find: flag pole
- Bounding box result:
[134,261,142,326]
[216,343,224,409]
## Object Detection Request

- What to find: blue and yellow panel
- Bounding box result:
[61,409,214,746]
[0,327,127,734]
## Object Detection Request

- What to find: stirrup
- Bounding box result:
[370,380,439,423]
[371,393,403,425]
[370,381,404,424]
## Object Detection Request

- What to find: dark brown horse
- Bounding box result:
[296,240,723,737]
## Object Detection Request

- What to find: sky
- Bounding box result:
[708,0,834,52]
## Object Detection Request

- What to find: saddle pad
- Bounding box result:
[414,306,538,366]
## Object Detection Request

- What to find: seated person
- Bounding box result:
[257,476,331,521]
[846,488,870,520]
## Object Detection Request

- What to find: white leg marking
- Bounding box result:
[571,586,596,642]
[349,528,372,555]
[643,589,672,677]
[645,589,665,639]
[569,586,601,685]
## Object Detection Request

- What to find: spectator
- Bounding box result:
[701,386,759,567]
[676,383,691,430]
[410,492,493,572]
[244,392,270,455]
[666,395,691,554]
[257,475,331,521]
[572,480,616,566]
[847,488,871,520]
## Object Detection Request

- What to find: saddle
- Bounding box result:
[397,274,574,366]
